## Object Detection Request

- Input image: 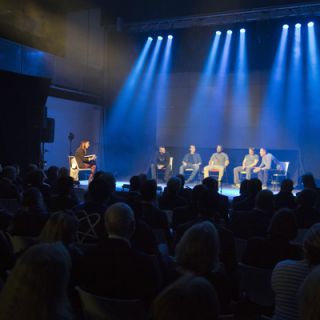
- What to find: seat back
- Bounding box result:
[238,263,274,307]
[76,210,101,244]
[277,161,289,175]
[75,286,146,320]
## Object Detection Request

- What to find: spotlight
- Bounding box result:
[283,24,289,30]
[216,31,222,36]
[308,21,314,28]
[240,28,246,33]
[227,30,233,35]
[168,35,173,39]
[295,23,302,29]
[158,36,163,40]
[148,36,153,41]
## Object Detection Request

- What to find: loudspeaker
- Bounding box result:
[42,118,55,143]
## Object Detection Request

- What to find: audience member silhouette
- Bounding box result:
[274,179,296,210]
[159,177,187,210]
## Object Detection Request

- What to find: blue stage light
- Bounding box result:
[283,24,289,30]
[308,22,314,28]
[148,37,153,41]
[216,31,222,36]
[158,36,163,41]
[227,30,233,35]
[168,35,173,40]
[295,23,302,29]
[240,28,246,33]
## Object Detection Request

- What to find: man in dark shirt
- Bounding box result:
[151,146,171,182]
[179,145,202,184]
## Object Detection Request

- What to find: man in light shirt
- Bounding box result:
[233,147,259,187]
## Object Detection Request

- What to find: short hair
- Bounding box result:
[175,222,220,274]
[166,177,181,195]
[39,211,78,245]
[296,189,317,208]
[303,223,320,266]
[129,175,141,191]
[93,172,116,193]
[140,179,157,201]
[280,179,294,192]
[0,243,72,320]
[255,189,274,212]
[104,202,135,239]
[302,173,317,189]
[239,179,250,195]
[260,147,267,153]
[299,265,320,320]
[248,178,262,195]
[249,147,255,152]
[176,174,185,188]
[80,140,89,148]
[88,178,111,202]
[202,177,218,192]
[151,274,219,320]
[268,209,297,241]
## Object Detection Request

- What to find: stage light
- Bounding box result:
[168,35,173,39]
[240,28,246,33]
[148,37,153,41]
[158,36,163,40]
[295,23,302,29]
[227,30,233,35]
[308,22,314,28]
[216,31,222,36]
[283,24,289,30]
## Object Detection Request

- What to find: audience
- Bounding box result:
[151,274,219,320]
[274,179,296,210]
[159,177,187,210]
[272,223,320,320]
[0,242,73,320]
[243,208,302,268]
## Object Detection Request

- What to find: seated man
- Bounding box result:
[151,146,171,182]
[75,140,96,182]
[253,147,280,188]
[179,145,202,184]
[203,145,229,184]
[233,147,259,187]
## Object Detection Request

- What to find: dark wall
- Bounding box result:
[0,70,51,169]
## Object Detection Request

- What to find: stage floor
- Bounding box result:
[78,180,302,199]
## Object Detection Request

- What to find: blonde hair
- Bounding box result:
[0,243,73,320]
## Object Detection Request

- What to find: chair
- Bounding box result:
[238,263,274,307]
[68,156,91,182]
[75,286,146,320]
[271,161,290,191]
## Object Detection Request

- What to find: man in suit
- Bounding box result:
[75,202,162,306]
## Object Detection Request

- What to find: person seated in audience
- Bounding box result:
[159,177,187,210]
[49,176,79,212]
[203,145,230,186]
[243,209,302,268]
[151,274,220,320]
[129,175,142,198]
[176,174,192,204]
[202,177,229,223]
[26,169,51,208]
[0,231,15,280]
[294,189,320,229]
[173,222,232,313]
[0,242,74,320]
[9,187,48,237]
[232,178,262,211]
[230,189,274,239]
[232,179,250,209]
[57,167,69,179]
[172,184,207,229]
[274,179,296,210]
[175,188,237,274]
[45,166,59,188]
[75,202,162,306]
[139,179,169,231]
[0,166,20,201]
[179,145,202,184]
[298,265,320,320]
[272,223,320,320]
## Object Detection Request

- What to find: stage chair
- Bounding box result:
[75,286,146,320]
[68,156,91,183]
[271,161,290,191]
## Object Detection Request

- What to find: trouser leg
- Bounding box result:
[179,165,185,175]
[164,166,171,182]
[203,165,210,178]
[246,167,252,180]
[187,165,200,182]
[217,165,224,182]
[233,166,242,184]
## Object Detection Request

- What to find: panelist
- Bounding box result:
[75,140,96,182]
[179,145,202,184]
[203,145,229,184]
[151,146,171,182]
[233,147,259,187]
